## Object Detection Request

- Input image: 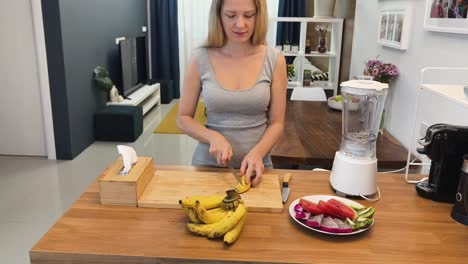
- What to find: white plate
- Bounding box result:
[289,195,374,236]
[327,98,343,110]
[327,97,360,111]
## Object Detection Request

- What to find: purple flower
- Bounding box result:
[364,58,399,84]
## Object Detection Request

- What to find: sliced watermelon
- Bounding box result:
[299,199,323,215]
[317,200,332,216]
[322,201,347,219]
[326,199,358,220]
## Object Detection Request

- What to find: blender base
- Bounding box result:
[330,184,379,200]
[330,151,378,196]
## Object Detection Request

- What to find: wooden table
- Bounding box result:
[272,101,411,169]
[30,165,468,264]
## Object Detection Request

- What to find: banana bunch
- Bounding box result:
[235,174,251,194]
[179,191,248,244]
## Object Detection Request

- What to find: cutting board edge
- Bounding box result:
[137,202,284,213]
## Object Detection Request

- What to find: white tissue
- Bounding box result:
[117,145,137,176]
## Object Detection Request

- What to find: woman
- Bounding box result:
[177,0,287,186]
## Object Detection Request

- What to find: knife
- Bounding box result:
[227,164,243,184]
[282,173,292,204]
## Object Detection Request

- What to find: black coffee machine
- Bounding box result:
[451,155,468,225]
[416,124,468,203]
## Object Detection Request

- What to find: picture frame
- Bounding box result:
[424,0,468,34]
[378,8,412,50]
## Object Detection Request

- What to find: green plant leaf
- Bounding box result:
[93,65,113,92]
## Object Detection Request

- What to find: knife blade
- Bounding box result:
[281,173,292,204]
[227,164,243,184]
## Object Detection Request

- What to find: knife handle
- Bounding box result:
[283,173,292,185]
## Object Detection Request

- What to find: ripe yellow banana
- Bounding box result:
[223,215,246,244]
[207,207,225,213]
[235,175,251,194]
[179,195,225,209]
[186,211,234,236]
[194,201,228,224]
[207,204,248,238]
[184,208,201,223]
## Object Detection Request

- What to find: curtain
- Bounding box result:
[276,0,307,47]
[150,0,180,100]
[177,0,212,94]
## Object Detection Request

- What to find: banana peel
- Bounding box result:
[235,174,251,194]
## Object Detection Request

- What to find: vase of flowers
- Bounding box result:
[363,59,399,134]
[364,59,399,85]
[316,24,331,53]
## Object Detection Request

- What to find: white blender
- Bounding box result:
[330,80,388,198]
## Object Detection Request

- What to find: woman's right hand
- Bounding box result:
[208,133,233,167]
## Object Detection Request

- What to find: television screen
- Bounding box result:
[119,36,148,97]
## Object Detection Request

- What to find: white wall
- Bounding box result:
[350,0,468,148]
[0,0,46,156]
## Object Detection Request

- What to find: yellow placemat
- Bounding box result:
[154,101,207,134]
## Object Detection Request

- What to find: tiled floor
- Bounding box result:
[0,100,198,264]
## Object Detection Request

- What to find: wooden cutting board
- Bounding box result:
[138,170,283,213]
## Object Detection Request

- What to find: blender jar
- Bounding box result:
[339,80,388,160]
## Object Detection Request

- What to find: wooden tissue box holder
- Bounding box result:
[99,157,154,206]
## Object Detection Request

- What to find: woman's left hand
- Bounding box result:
[240,150,264,186]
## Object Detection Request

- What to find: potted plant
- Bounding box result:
[291,43,299,53]
[283,40,291,52]
[94,66,123,102]
[287,64,295,82]
[303,69,312,86]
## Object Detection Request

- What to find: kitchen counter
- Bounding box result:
[30,165,468,264]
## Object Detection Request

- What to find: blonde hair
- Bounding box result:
[205,0,268,48]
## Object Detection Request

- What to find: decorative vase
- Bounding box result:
[305,39,312,53]
[291,44,299,53]
[379,109,385,135]
[110,86,120,102]
[317,37,328,53]
[314,0,336,18]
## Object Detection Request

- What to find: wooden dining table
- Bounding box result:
[30,165,468,264]
[272,101,411,169]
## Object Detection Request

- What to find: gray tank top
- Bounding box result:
[191,46,281,169]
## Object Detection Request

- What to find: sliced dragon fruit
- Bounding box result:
[294,204,304,212]
[305,214,324,228]
[295,211,310,221]
[319,217,339,233]
[332,218,353,233]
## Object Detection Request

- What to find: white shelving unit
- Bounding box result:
[267,17,343,95]
[405,67,468,180]
[107,83,160,115]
